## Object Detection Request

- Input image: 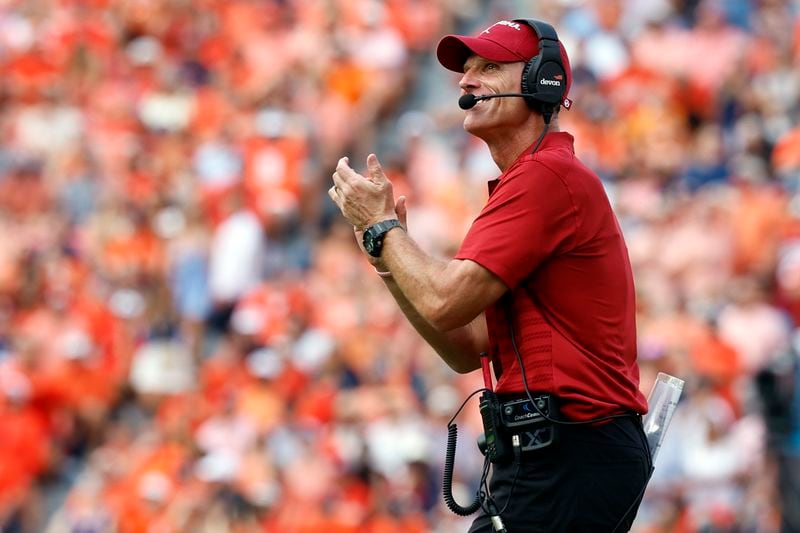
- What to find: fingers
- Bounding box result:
[327,184,340,205]
[329,155,391,219]
[334,156,355,185]
[395,195,407,227]
[366,153,385,182]
[332,155,365,194]
[331,158,347,190]
[333,154,385,187]
[331,170,345,193]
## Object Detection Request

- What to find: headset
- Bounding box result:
[516,19,568,118]
[457,19,570,128]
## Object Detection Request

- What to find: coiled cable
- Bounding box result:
[442,422,482,516]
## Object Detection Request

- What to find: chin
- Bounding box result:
[463,117,491,140]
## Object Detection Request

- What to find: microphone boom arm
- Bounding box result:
[458,92,534,110]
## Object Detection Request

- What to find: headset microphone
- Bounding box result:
[458,93,533,110]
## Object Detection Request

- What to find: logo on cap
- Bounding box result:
[482,20,522,34]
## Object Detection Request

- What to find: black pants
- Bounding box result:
[468,415,651,533]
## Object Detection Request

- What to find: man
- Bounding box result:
[329,18,650,533]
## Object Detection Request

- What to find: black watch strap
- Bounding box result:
[363,219,403,257]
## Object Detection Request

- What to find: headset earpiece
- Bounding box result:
[514,19,567,119]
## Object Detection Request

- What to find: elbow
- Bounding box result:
[428,315,463,333]
[448,359,480,374]
[433,343,481,374]
[426,301,471,333]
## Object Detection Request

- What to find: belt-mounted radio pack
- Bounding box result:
[478,386,557,463]
[442,353,558,524]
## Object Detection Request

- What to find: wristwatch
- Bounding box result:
[363,219,403,257]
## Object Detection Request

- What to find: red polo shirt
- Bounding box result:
[455,132,648,421]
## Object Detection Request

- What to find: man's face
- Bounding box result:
[459,56,530,138]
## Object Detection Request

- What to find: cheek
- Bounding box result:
[504,96,530,113]
[493,98,532,125]
[502,69,524,92]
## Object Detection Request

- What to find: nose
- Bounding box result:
[459,68,480,92]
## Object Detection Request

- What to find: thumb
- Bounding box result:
[366,153,385,182]
[396,196,408,228]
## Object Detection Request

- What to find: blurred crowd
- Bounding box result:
[0,0,798,531]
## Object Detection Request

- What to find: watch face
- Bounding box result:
[363,230,379,256]
[363,220,399,257]
[364,233,375,252]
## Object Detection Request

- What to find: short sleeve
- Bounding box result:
[454,161,577,288]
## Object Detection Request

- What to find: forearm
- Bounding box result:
[381,274,484,373]
[380,229,485,331]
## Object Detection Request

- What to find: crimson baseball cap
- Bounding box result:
[436,19,573,109]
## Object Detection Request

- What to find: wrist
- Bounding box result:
[362,219,404,258]
[369,256,389,270]
[363,214,398,230]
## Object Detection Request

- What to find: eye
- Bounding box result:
[484,63,499,72]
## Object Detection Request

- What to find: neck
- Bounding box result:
[486,113,560,171]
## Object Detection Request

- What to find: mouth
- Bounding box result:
[459,93,490,111]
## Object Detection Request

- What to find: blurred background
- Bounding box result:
[0,0,798,531]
